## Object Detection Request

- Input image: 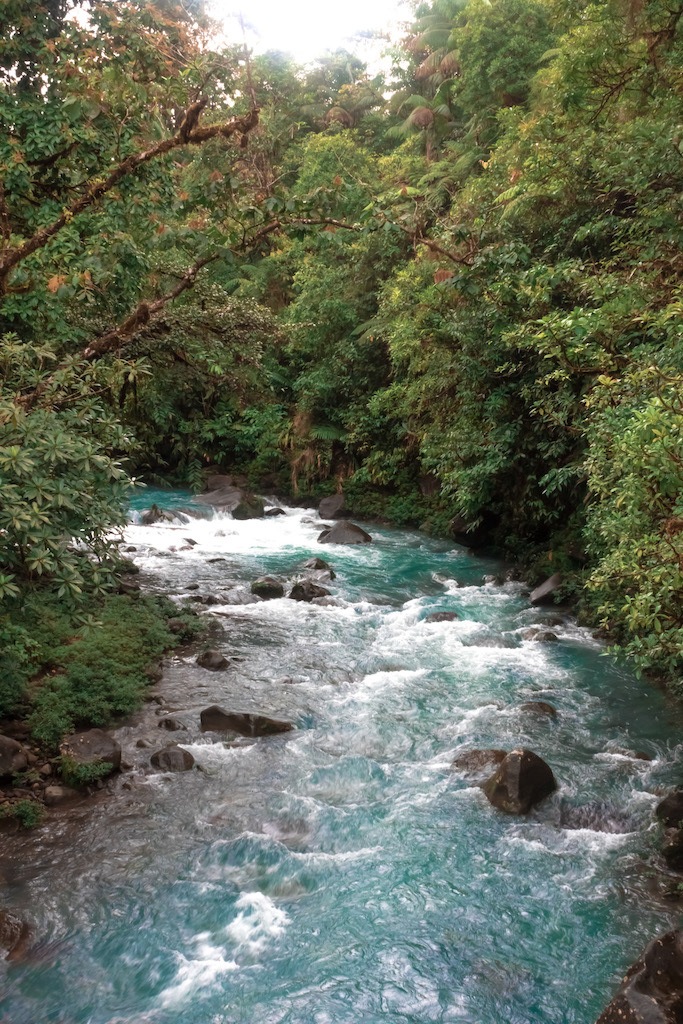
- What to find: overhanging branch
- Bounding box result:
[0,104,259,291]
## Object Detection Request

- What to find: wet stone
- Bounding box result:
[518,701,558,719]
[200,706,294,737]
[196,650,229,671]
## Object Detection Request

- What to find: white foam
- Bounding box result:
[224,892,290,955]
[158,935,238,1008]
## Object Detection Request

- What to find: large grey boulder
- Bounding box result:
[195,483,245,511]
[596,930,683,1023]
[0,736,28,778]
[318,522,372,545]
[200,706,294,737]
[482,748,557,814]
[150,746,195,772]
[318,494,346,519]
[60,729,121,774]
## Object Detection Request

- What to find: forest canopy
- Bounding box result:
[1,0,682,712]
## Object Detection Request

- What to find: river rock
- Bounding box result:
[43,785,82,807]
[656,792,683,828]
[301,557,336,579]
[251,577,286,600]
[195,482,245,510]
[425,611,459,623]
[289,580,331,602]
[482,748,557,814]
[662,829,683,871]
[529,573,563,606]
[522,628,559,642]
[158,715,188,732]
[60,729,121,774]
[232,495,266,520]
[318,522,372,545]
[200,706,294,737]
[150,746,195,772]
[264,507,287,517]
[140,504,182,525]
[518,701,558,718]
[0,736,28,778]
[196,650,229,671]
[596,929,683,1023]
[0,910,32,962]
[319,494,346,519]
[451,749,507,775]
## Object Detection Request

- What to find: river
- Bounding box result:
[1,490,681,1023]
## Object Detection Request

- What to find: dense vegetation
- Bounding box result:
[1,0,682,744]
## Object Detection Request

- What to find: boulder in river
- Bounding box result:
[195,481,245,511]
[299,558,336,584]
[595,929,683,1023]
[425,611,459,623]
[0,910,32,962]
[451,749,507,776]
[232,495,266,520]
[157,715,188,732]
[661,829,683,871]
[43,784,83,807]
[521,628,559,642]
[60,729,121,775]
[251,577,286,600]
[529,573,563,606]
[150,746,195,772]
[264,507,287,517]
[657,791,683,828]
[318,494,346,519]
[518,701,558,719]
[200,706,294,737]
[289,580,331,602]
[0,736,28,778]
[482,748,557,814]
[140,504,179,525]
[196,650,229,671]
[317,522,372,545]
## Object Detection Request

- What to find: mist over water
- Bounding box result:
[1,490,681,1024]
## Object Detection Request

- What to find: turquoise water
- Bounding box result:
[1,492,681,1023]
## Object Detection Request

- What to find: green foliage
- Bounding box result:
[0,337,132,604]
[0,593,196,748]
[58,756,114,788]
[0,799,45,829]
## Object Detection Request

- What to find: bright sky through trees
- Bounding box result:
[213,0,411,62]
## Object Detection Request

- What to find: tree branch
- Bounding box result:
[18,254,217,411]
[82,254,217,360]
[0,105,259,291]
[244,215,475,265]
